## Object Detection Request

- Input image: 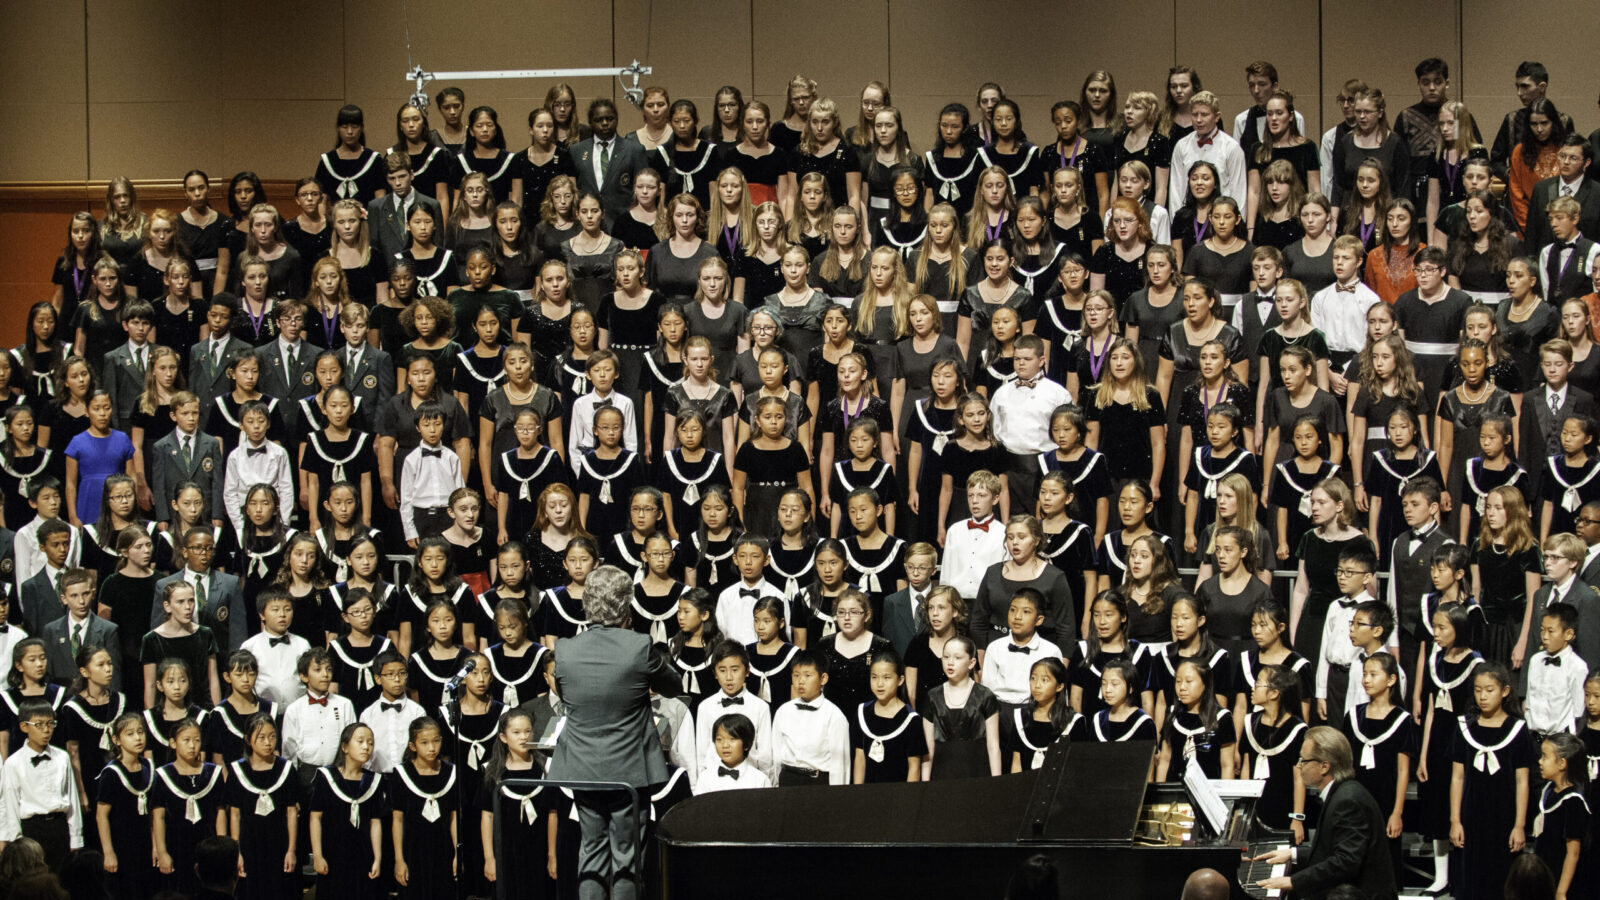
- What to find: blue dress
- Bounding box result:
[65,429,133,523]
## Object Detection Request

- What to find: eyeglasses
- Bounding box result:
[1576,517,1600,526]
[1335,567,1370,578]
[1294,757,1323,768]
[1415,265,1442,273]
[904,564,935,574]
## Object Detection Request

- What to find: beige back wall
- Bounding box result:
[3,0,1597,183]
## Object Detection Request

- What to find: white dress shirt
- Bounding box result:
[990,375,1071,455]
[771,694,851,785]
[223,439,295,535]
[1310,281,1380,353]
[399,443,465,540]
[0,743,81,847]
[282,690,357,768]
[1525,645,1587,734]
[1168,128,1248,209]
[1316,592,1369,698]
[940,516,1008,600]
[567,390,639,464]
[360,694,427,773]
[240,630,311,705]
[1538,240,1600,302]
[591,137,616,187]
[981,632,1065,704]
[715,579,786,646]
[692,757,770,794]
[694,689,775,782]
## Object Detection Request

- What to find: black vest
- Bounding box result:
[1390,526,1452,638]
[1237,293,1282,388]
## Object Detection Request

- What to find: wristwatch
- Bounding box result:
[1287,812,1307,821]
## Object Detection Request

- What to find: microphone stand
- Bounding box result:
[443,678,468,900]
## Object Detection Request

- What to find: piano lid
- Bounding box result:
[659,740,1157,848]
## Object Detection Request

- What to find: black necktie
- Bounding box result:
[422,448,443,458]
[382,702,404,711]
[268,635,292,647]
[30,754,48,767]
[719,697,742,707]
[795,703,817,711]
[247,446,266,457]
[717,766,739,779]
[1544,655,1563,667]
[1007,643,1034,654]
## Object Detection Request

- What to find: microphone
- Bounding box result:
[444,657,477,694]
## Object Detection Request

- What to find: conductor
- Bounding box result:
[549,564,671,900]
[1253,726,1398,900]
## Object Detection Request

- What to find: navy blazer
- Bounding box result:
[253,340,326,430]
[153,569,248,653]
[41,612,121,692]
[150,430,226,524]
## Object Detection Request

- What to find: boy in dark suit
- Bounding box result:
[41,567,120,691]
[152,527,248,652]
[189,295,250,422]
[366,151,442,261]
[1524,136,1600,250]
[19,519,73,634]
[253,299,323,432]
[336,301,395,413]
[572,98,651,224]
[1521,338,1600,507]
[101,300,156,432]
[882,543,937,655]
[150,391,226,529]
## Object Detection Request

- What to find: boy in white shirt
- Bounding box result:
[989,336,1069,511]
[715,536,786,645]
[1527,601,1588,735]
[0,699,82,868]
[239,588,312,705]
[1310,236,1380,383]
[770,650,851,786]
[399,402,464,544]
[1344,600,1406,714]
[359,649,426,773]
[980,589,1064,704]
[941,470,1008,599]
[281,647,356,785]
[221,401,294,536]
[692,713,770,794]
[693,642,775,782]
[567,350,637,463]
[1316,545,1379,725]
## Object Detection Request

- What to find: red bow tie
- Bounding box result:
[1015,377,1039,390]
[1196,135,1214,147]
[1335,283,1357,293]
[968,518,992,532]
[307,695,328,706]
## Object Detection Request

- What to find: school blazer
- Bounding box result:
[550,625,673,789]
[253,340,326,430]
[152,570,248,653]
[881,587,921,656]
[100,344,148,432]
[1524,580,1600,677]
[1524,176,1600,251]
[366,192,442,262]
[41,613,120,691]
[1519,385,1600,495]
[1580,548,1600,592]
[150,430,225,524]
[571,137,651,223]
[344,346,398,412]
[18,569,61,635]
[1291,778,1397,900]
[189,336,252,420]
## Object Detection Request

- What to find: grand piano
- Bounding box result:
[657,741,1286,900]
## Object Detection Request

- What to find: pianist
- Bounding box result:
[1253,727,1397,900]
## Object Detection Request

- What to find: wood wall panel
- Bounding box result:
[751,0,889,128]
[0,2,88,181]
[1318,0,1461,144]
[1176,0,1320,134]
[1460,0,1599,143]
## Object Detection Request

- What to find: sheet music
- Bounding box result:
[1183,763,1230,837]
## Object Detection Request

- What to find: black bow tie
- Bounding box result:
[0,624,9,634]
[1544,655,1563,667]
[30,753,48,767]
[268,635,292,647]
[740,587,761,598]
[1553,241,1573,252]
[719,697,743,707]
[1007,643,1034,654]
[382,701,405,712]
[595,398,614,409]
[717,766,740,779]
[247,446,267,456]
[422,448,443,458]
[794,703,818,711]
[1336,598,1358,609]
